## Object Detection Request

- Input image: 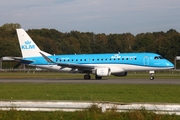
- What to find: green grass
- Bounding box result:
[0,71,79,79]
[0,71,179,103]
[0,106,180,120]
[0,71,179,119]
[0,71,180,79]
[0,83,179,103]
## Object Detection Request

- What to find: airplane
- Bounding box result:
[15,28,174,80]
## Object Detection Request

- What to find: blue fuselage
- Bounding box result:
[23,52,174,73]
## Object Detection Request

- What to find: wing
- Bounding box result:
[57,62,95,69]
[39,52,95,69]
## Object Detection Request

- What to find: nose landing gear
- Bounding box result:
[149,71,155,80]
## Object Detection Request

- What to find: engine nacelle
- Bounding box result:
[113,72,127,77]
[96,67,111,76]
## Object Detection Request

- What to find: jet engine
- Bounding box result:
[113,72,127,77]
[95,67,111,76]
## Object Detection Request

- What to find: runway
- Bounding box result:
[0,78,179,84]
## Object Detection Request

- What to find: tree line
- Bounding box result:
[0,23,180,64]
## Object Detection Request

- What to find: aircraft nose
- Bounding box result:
[166,61,174,68]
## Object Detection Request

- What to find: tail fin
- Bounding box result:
[16,29,51,58]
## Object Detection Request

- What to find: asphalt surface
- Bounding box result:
[0,78,179,84]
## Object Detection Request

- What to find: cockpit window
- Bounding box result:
[154,56,164,60]
[159,56,164,59]
[154,56,158,59]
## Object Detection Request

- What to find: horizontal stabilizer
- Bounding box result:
[11,57,34,64]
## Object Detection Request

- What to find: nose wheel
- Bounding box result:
[149,71,155,80]
[150,75,154,80]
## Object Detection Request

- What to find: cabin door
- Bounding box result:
[143,56,149,65]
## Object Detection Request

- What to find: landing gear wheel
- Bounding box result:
[84,75,91,80]
[150,76,154,80]
[95,75,102,80]
[149,71,155,80]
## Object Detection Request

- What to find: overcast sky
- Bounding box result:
[0,0,180,35]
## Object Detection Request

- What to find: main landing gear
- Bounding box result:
[84,74,102,80]
[84,74,91,79]
[149,71,155,80]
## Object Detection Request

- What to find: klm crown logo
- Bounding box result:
[24,40,31,44]
[21,40,35,49]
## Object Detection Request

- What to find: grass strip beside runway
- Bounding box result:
[0,71,180,79]
[0,84,179,103]
[0,107,180,120]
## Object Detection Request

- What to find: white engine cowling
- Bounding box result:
[96,67,111,76]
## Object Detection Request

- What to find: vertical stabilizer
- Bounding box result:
[16,29,51,58]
